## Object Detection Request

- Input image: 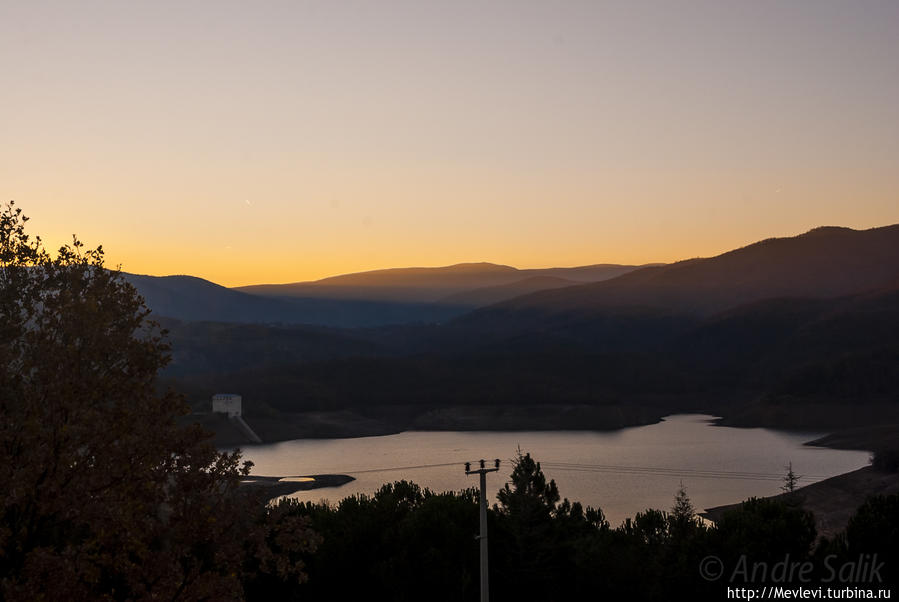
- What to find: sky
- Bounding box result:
[2,1,897,287]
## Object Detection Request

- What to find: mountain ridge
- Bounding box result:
[464,224,899,318]
[233,262,652,303]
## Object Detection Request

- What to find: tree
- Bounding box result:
[492,450,606,599]
[268,481,481,601]
[496,449,561,521]
[782,461,801,494]
[671,481,695,523]
[713,497,816,564]
[844,495,899,585]
[0,202,317,600]
[668,480,701,538]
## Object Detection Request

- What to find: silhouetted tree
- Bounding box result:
[713,497,816,566]
[492,449,606,600]
[279,481,480,600]
[670,481,696,529]
[244,451,852,602]
[782,461,801,494]
[844,495,899,585]
[0,202,317,600]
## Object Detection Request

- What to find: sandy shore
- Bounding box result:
[239,474,356,501]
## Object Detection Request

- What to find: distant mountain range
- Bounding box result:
[233,262,650,303]
[452,224,899,348]
[125,262,652,327]
[144,223,899,436]
[130,225,899,331]
[474,225,899,315]
[122,273,463,328]
[439,275,579,306]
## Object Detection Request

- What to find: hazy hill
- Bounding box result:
[459,225,899,328]
[235,263,520,302]
[123,262,651,327]
[439,276,579,306]
[520,263,663,282]
[122,273,465,328]
[122,274,295,322]
[234,262,648,303]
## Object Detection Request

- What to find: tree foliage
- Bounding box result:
[275,482,480,600]
[712,496,817,565]
[782,461,801,494]
[844,494,899,584]
[0,202,317,600]
[670,481,698,529]
[278,453,849,601]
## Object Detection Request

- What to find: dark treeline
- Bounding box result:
[163,299,899,437]
[162,285,899,430]
[254,452,899,601]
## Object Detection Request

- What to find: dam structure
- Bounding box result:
[212,393,262,444]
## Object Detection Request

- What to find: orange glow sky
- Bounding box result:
[2,1,897,287]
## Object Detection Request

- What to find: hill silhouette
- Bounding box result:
[125,263,651,327]
[234,262,647,303]
[438,276,578,306]
[490,225,899,312]
[454,225,899,343]
[122,273,465,328]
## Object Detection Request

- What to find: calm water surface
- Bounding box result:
[239,414,869,525]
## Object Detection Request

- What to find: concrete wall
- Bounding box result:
[212,393,242,417]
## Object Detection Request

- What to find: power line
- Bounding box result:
[544,460,803,477]
[541,464,820,483]
[544,460,829,479]
[307,460,827,483]
[541,461,830,482]
[340,461,460,475]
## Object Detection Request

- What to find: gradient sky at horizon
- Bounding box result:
[2,0,897,286]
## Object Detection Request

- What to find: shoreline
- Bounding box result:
[239,474,356,501]
[702,465,899,539]
[194,403,671,448]
[213,412,899,451]
[231,418,899,531]
[191,395,899,449]
[703,423,899,537]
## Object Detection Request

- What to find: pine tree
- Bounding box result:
[667,480,701,538]
[782,461,801,494]
[671,480,695,522]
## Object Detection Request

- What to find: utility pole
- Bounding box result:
[465,458,500,602]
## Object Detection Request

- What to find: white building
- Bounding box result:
[212,393,242,417]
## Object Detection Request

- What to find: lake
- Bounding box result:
[239,414,870,525]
